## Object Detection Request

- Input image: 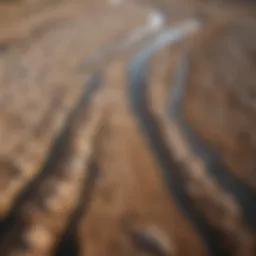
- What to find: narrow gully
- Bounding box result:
[167,57,256,230]
[0,72,103,246]
[126,20,228,256]
[54,161,100,256]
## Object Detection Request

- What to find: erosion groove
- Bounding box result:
[54,162,100,256]
[0,72,102,248]
[126,25,239,256]
[167,57,256,229]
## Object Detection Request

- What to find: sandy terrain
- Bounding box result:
[0,0,255,255]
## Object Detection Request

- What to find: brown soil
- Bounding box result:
[0,0,255,255]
